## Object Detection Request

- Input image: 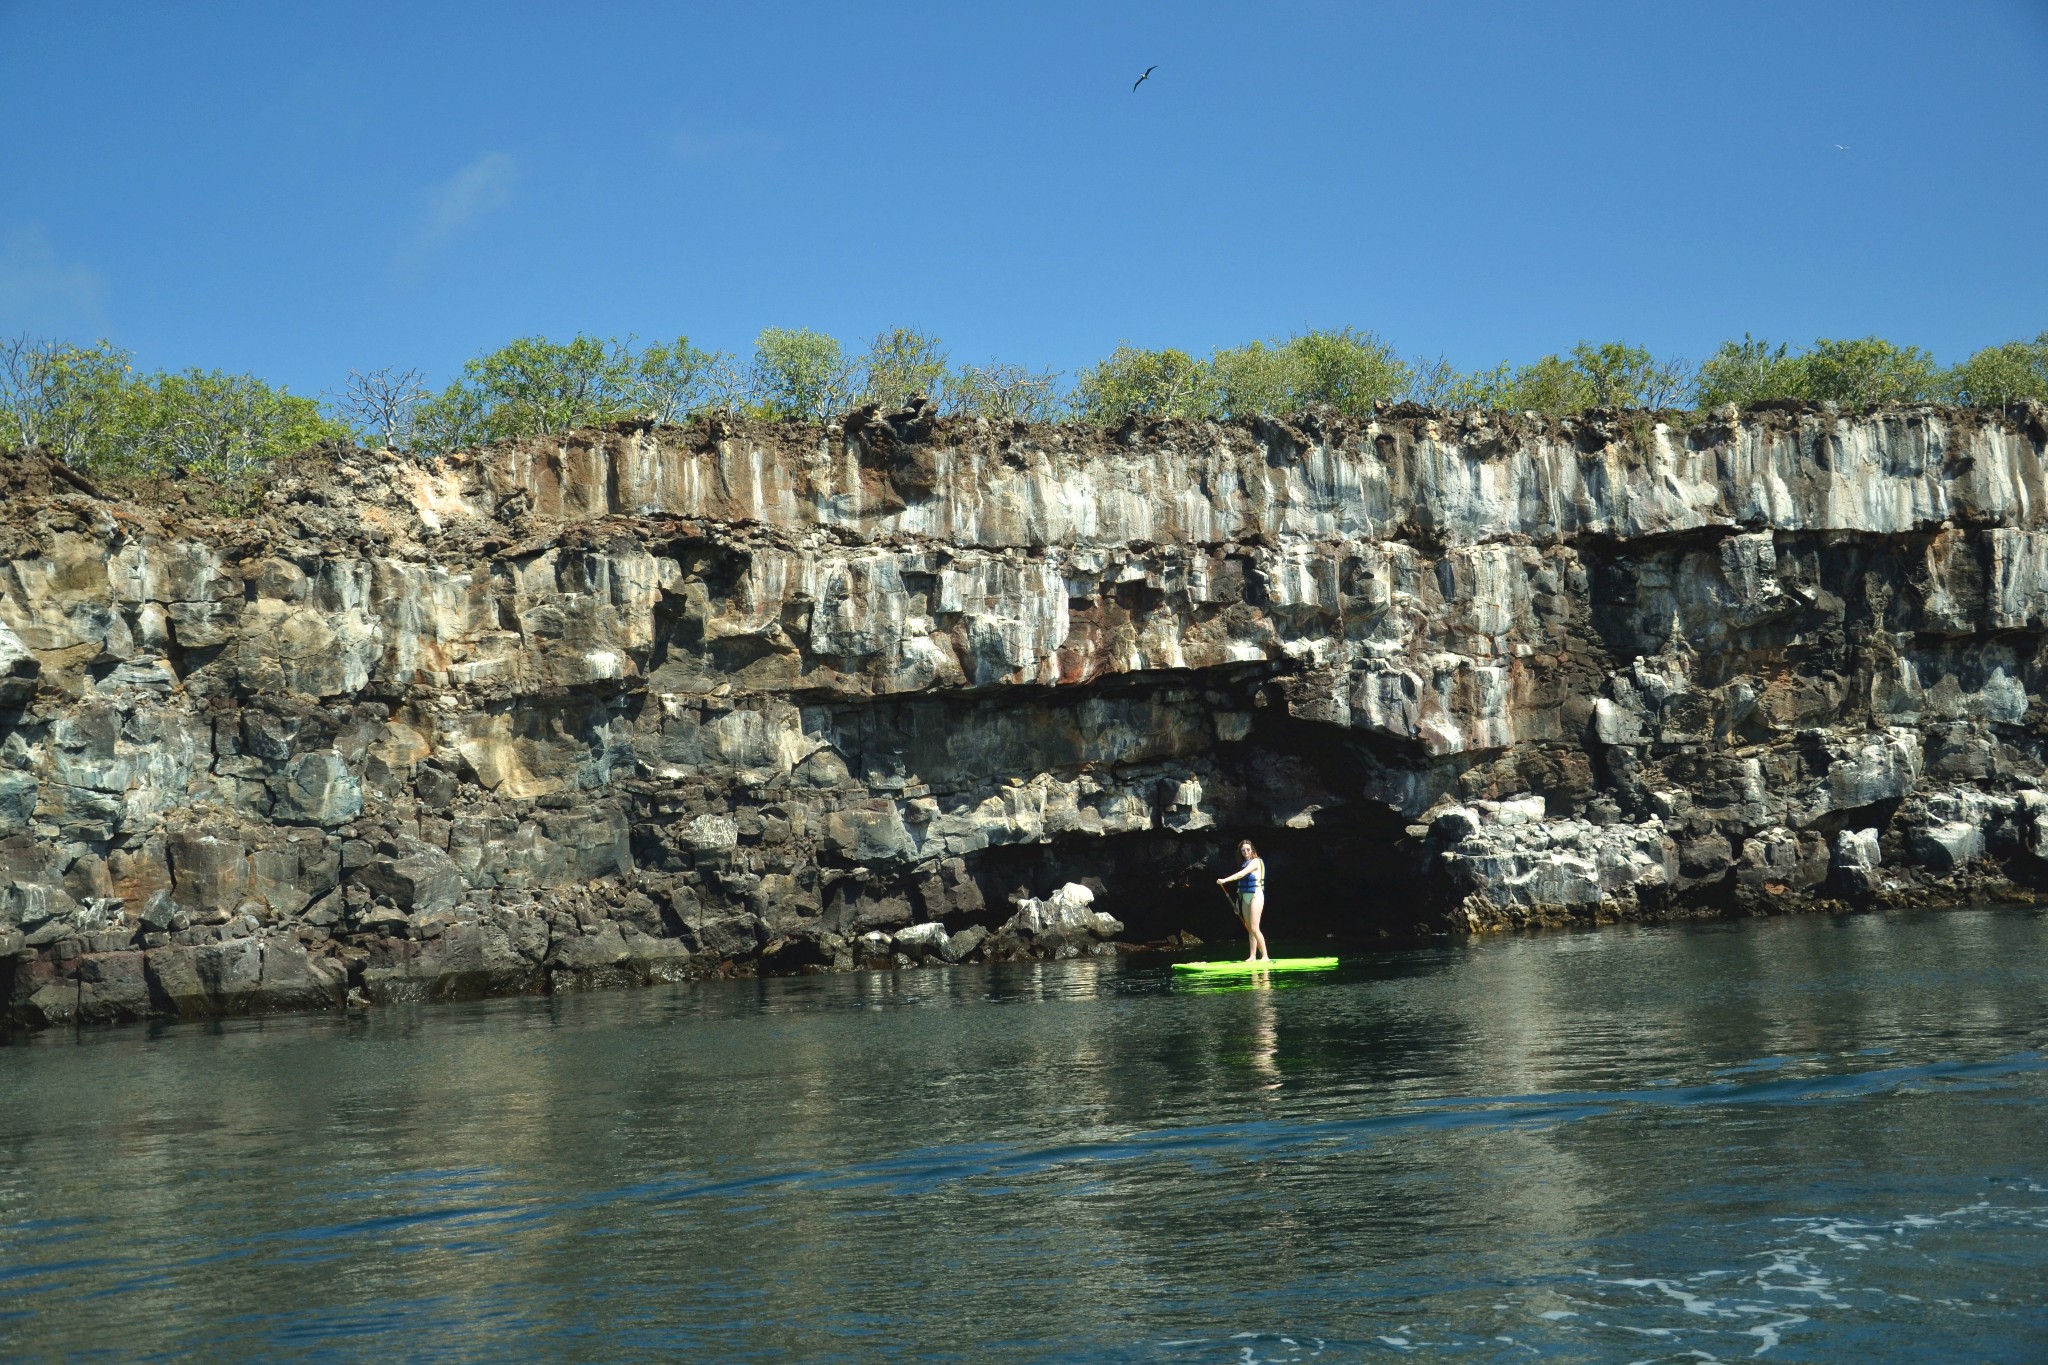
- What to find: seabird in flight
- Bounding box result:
[1133,65,1157,91]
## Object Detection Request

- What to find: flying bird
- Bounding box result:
[1133,65,1157,91]
[1834,144,1850,151]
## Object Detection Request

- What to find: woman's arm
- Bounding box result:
[1217,862,1250,884]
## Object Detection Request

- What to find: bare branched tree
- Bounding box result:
[335,366,431,449]
[702,352,749,411]
[0,335,48,451]
[1404,355,1463,409]
[948,363,1066,423]
[1638,357,1699,410]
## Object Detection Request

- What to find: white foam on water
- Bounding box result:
[1796,1218,1880,1250]
[1520,1189,2046,1357]
[1144,1186,2045,1361]
[1737,1313,1809,1354]
[1747,1249,1842,1302]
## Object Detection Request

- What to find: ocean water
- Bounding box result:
[2,907,2044,1361]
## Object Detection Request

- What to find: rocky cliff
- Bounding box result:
[5,401,2047,1029]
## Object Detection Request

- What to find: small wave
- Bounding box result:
[622,1050,2046,1206]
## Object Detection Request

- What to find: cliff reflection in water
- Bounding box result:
[2,906,2045,1360]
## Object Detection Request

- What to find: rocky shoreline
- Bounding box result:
[6,401,2048,1031]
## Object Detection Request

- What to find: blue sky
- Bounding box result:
[2,0,2044,396]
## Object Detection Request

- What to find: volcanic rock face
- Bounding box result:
[4,402,2047,1027]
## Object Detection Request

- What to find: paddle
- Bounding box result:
[1217,880,1243,925]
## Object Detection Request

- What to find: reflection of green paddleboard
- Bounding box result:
[1172,957,1338,975]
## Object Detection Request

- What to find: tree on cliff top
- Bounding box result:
[947,361,1066,423]
[635,337,742,423]
[1565,342,1695,409]
[0,336,134,465]
[1801,336,1944,406]
[1410,343,1691,414]
[1208,339,1294,417]
[427,335,639,443]
[125,370,344,479]
[334,366,431,450]
[408,334,741,453]
[1208,329,1412,418]
[1695,335,1948,409]
[1285,328,1413,414]
[1075,344,1215,422]
[750,327,855,421]
[1,335,343,477]
[1946,334,2048,407]
[857,327,949,410]
[1694,335,1806,407]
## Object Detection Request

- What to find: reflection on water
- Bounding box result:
[2,909,2046,1361]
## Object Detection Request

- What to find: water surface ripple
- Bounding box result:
[3,908,2045,1361]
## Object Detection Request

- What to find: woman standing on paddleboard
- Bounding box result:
[1217,841,1270,962]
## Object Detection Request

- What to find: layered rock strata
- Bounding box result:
[4,401,2046,1029]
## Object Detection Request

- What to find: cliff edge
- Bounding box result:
[6,401,2047,1028]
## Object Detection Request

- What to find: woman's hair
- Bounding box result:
[1239,840,1260,859]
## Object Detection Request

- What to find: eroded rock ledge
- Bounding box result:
[5,402,2047,1029]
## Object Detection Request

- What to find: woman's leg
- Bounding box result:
[1247,891,1268,960]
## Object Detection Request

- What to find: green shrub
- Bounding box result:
[857,327,948,410]
[1435,361,1520,410]
[1458,344,1690,414]
[0,337,135,465]
[1403,356,1464,408]
[125,369,345,478]
[1074,345,1215,422]
[1393,344,1686,414]
[1285,328,1410,415]
[413,383,492,455]
[1207,329,1411,417]
[1209,339,1301,417]
[1947,334,2048,407]
[1565,342,1694,409]
[1801,336,1943,405]
[459,334,639,438]
[410,334,742,451]
[1501,354,1595,414]
[1694,335,1807,407]
[750,327,853,421]
[636,337,740,423]
[1,336,341,477]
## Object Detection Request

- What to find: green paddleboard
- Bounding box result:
[1171,957,1339,975]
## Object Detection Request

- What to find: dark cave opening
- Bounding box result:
[958,801,1427,952]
